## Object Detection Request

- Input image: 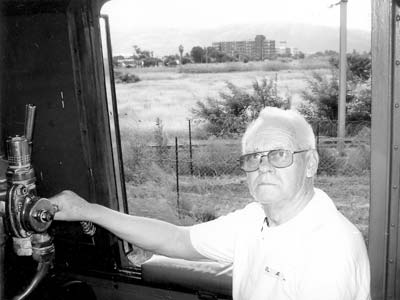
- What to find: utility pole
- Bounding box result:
[330,0,348,154]
[178,45,184,65]
[338,0,347,155]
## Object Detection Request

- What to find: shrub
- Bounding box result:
[300,70,340,121]
[300,51,371,123]
[121,127,171,185]
[190,122,210,140]
[192,78,289,137]
[347,80,371,122]
[193,209,217,222]
[153,118,170,169]
[329,51,371,81]
[316,128,370,176]
[340,144,370,175]
[114,71,141,83]
[189,139,242,176]
[317,147,339,175]
[339,127,370,175]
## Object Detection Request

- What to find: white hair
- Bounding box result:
[242,107,316,152]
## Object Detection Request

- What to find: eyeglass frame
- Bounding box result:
[239,149,311,172]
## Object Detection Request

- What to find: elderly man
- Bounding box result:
[50,107,370,300]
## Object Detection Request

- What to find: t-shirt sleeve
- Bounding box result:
[190,203,261,264]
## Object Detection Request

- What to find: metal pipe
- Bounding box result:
[24,105,36,142]
[0,19,4,159]
[188,120,193,176]
[0,108,4,159]
[337,0,348,154]
[175,137,180,211]
[0,217,6,300]
[12,261,50,300]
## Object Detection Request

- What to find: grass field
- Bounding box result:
[115,60,331,136]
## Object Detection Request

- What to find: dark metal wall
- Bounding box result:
[2,11,89,201]
[0,0,123,277]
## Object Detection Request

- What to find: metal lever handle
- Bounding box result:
[24,104,36,142]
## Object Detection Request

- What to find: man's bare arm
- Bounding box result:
[50,190,206,261]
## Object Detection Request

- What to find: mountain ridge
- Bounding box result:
[108,22,371,57]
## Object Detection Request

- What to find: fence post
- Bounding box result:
[188,120,193,175]
[175,137,180,213]
[316,121,320,152]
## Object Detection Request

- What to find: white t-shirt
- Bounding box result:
[190,188,370,300]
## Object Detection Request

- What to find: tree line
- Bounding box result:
[113,44,306,67]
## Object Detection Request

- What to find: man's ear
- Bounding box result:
[306,149,319,177]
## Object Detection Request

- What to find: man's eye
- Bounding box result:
[272,150,288,159]
[249,153,260,160]
[277,150,286,157]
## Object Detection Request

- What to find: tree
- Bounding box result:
[163,55,179,66]
[132,45,160,67]
[328,51,371,81]
[205,47,235,63]
[192,79,289,137]
[112,55,125,67]
[293,52,305,59]
[178,45,184,64]
[181,56,192,64]
[299,71,342,121]
[299,51,371,123]
[191,46,205,63]
[346,79,371,121]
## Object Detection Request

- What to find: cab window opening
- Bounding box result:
[99,0,371,282]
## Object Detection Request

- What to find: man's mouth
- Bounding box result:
[258,182,275,186]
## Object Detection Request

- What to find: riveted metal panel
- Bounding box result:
[370,0,394,299]
[391,3,400,298]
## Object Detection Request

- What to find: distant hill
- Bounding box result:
[109,22,370,57]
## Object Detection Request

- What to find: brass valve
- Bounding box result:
[3,105,56,244]
[6,184,56,238]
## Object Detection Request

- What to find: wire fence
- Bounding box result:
[122,120,370,202]
[121,120,370,235]
[126,120,369,175]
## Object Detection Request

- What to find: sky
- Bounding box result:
[101,0,371,31]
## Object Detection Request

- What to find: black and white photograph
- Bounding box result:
[0,0,393,299]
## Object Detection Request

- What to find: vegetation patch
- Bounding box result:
[114,70,141,83]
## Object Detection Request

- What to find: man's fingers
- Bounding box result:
[52,204,60,213]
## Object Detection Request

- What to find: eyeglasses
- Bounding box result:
[239,149,310,172]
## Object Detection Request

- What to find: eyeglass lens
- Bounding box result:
[241,149,293,171]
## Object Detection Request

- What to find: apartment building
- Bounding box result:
[212,35,276,60]
[277,41,291,56]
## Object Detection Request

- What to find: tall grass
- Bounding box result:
[317,127,370,176]
[178,59,330,74]
[116,58,330,76]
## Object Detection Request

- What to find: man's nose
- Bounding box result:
[258,156,275,173]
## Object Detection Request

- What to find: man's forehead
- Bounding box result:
[244,125,297,153]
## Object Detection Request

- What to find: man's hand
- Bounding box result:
[49,190,92,221]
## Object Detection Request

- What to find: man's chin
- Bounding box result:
[254,187,281,204]
[256,197,278,205]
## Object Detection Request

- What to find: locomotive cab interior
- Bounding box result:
[0,0,233,299]
[0,0,399,299]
